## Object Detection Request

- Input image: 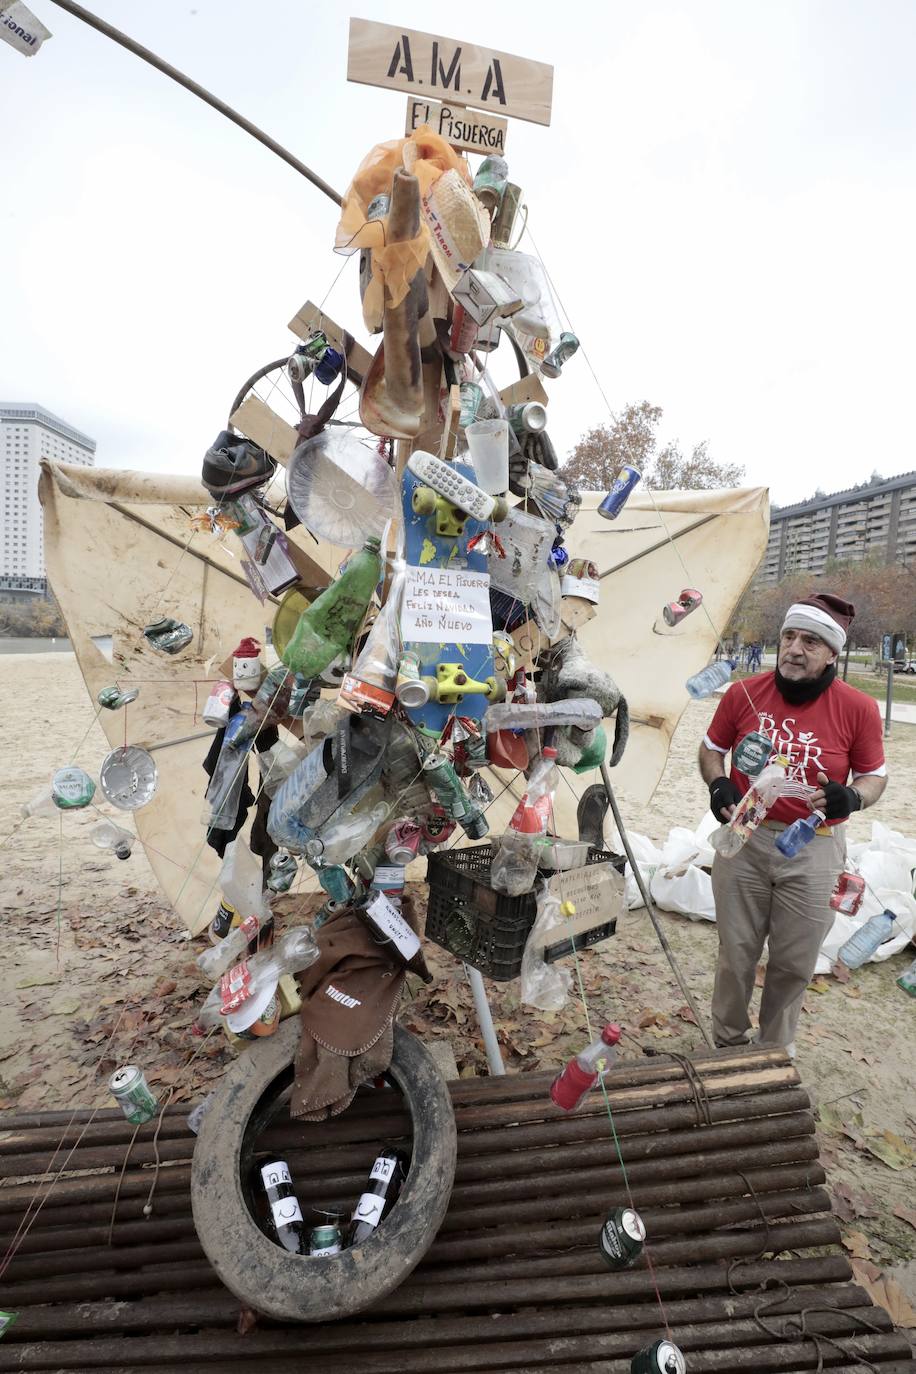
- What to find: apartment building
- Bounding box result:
[755,471,916,585]
[1,404,96,597]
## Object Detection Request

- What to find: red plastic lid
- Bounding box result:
[601,1022,622,1046]
[513,805,543,835]
[233,637,262,658]
[542,747,558,759]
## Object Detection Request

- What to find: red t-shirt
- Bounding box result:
[705,672,886,823]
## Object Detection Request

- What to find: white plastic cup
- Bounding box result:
[466,419,510,495]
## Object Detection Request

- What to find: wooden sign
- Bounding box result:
[348,18,553,127]
[287,301,374,381]
[405,96,508,156]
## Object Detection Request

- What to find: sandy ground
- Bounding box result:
[1,652,914,1309]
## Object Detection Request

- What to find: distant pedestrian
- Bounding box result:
[749,643,763,673]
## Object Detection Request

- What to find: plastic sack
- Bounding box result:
[650,863,716,922]
[520,889,573,1011]
[334,129,474,324]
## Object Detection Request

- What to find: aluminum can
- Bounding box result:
[386,820,422,865]
[541,331,580,379]
[366,193,390,222]
[395,651,429,707]
[830,871,866,917]
[419,808,456,846]
[733,730,775,777]
[449,303,479,355]
[598,466,641,520]
[599,1205,646,1269]
[472,155,508,211]
[97,686,140,710]
[631,1340,687,1374]
[210,898,236,942]
[309,1223,342,1256]
[109,1065,159,1125]
[203,680,234,728]
[458,381,484,428]
[143,617,193,655]
[507,402,547,436]
[491,182,523,248]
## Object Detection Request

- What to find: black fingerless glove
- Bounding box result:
[820,781,862,820]
[709,776,743,823]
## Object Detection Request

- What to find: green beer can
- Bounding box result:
[599,1205,646,1269]
[109,1065,159,1125]
[631,1340,686,1374]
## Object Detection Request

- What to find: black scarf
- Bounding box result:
[774,663,837,705]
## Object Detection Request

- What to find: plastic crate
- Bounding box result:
[425,843,624,981]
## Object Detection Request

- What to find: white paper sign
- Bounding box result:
[401,566,492,645]
[0,1,51,55]
[366,891,421,960]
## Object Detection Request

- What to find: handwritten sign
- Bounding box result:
[405,96,508,155]
[348,18,553,127]
[401,566,492,644]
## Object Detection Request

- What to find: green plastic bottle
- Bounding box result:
[281,538,382,680]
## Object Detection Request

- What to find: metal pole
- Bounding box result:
[464,965,506,1076]
[884,661,893,738]
[46,0,342,207]
[599,764,714,1048]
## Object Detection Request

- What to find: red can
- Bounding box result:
[386,820,422,865]
[830,871,866,917]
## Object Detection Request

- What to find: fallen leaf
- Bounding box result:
[806,977,831,994]
[754,964,766,988]
[237,1306,258,1336]
[832,961,851,984]
[48,997,81,1016]
[673,1005,698,1025]
[851,1262,916,1328]
[863,1130,916,1171]
[841,1229,871,1258]
[893,1205,916,1232]
[15,974,57,989]
[638,1011,669,1029]
[153,979,177,997]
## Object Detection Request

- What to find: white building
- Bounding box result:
[1,404,96,595]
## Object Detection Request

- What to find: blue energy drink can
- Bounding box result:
[598,466,641,520]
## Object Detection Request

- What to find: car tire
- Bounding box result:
[190,1019,457,1322]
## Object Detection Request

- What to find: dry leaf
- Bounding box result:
[851,1262,916,1329]
[832,961,851,984]
[15,974,57,989]
[863,1130,916,1171]
[754,964,766,988]
[806,977,831,994]
[236,1306,258,1336]
[893,1204,916,1231]
[673,1005,698,1025]
[841,1228,871,1258]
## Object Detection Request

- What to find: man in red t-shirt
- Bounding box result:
[698,593,887,1055]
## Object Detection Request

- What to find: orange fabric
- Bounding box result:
[334,127,473,324]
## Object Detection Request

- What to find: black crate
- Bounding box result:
[425,843,624,981]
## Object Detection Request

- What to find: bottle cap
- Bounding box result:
[560,901,576,917]
[542,747,558,760]
[601,1022,622,1046]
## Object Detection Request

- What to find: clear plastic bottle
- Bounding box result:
[218,839,271,923]
[90,819,134,860]
[775,810,826,859]
[550,1023,622,1111]
[896,955,916,997]
[195,927,319,1031]
[709,758,800,859]
[21,785,58,820]
[686,661,733,699]
[339,570,403,717]
[197,913,266,980]
[837,909,898,970]
[267,740,334,852]
[202,735,252,831]
[491,747,559,896]
[305,804,389,867]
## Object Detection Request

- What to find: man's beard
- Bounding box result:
[774,662,837,704]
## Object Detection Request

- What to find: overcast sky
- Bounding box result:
[2,0,915,505]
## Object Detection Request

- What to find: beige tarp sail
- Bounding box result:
[40,461,768,932]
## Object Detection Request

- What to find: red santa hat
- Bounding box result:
[781,593,854,655]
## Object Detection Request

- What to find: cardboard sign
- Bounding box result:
[401,566,492,645]
[541,862,625,962]
[405,96,508,155]
[348,18,553,127]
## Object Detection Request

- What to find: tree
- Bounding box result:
[728,561,916,650]
[561,401,744,491]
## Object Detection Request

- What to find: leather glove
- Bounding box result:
[818,779,862,820]
[708,776,743,823]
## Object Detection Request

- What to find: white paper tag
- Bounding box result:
[366,892,421,960]
[401,566,492,646]
[260,1161,292,1189]
[371,865,405,889]
[0,1,51,56]
[351,1191,385,1228]
[369,1154,397,1184]
[269,1196,303,1228]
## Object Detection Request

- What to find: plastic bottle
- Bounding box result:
[491,748,559,896]
[194,927,319,1031]
[90,819,134,860]
[484,699,602,732]
[21,786,58,820]
[281,537,382,679]
[511,747,559,833]
[218,839,271,923]
[896,956,916,997]
[305,804,389,867]
[348,1147,408,1247]
[267,740,334,851]
[550,1023,622,1112]
[226,664,294,748]
[202,735,252,831]
[339,570,403,718]
[313,864,355,904]
[686,661,733,699]
[836,910,898,970]
[197,913,265,980]
[710,758,804,859]
[775,810,826,859]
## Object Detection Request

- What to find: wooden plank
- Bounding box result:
[405,96,508,156]
[347,18,553,128]
[229,395,298,467]
[287,301,374,379]
[499,374,549,408]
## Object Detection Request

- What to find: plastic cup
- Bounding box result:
[466,419,510,495]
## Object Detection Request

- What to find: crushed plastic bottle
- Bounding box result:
[775,810,826,858]
[836,909,898,970]
[710,758,814,859]
[686,661,733,699]
[20,785,58,820]
[305,804,389,867]
[484,698,602,732]
[90,819,134,860]
[195,927,319,1032]
[197,913,265,980]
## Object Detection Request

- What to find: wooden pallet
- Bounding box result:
[1,1046,913,1373]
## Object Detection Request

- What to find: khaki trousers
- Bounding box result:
[710,823,844,1048]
